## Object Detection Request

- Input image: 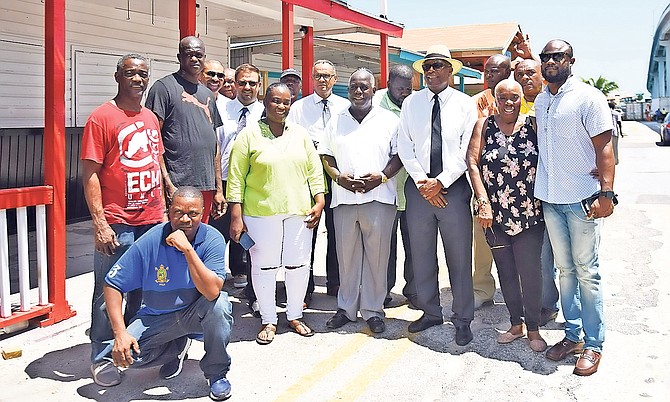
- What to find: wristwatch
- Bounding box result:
[380,172,389,183]
[599,191,616,199]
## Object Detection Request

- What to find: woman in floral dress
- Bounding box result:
[466,79,547,352]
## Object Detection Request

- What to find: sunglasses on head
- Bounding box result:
[421,61,449,72]
[205,71,225,79]
[539,52,569,63]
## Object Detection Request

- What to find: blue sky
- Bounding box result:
[347,0,668,96]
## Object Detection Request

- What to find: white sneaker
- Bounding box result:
[91,360,121,387]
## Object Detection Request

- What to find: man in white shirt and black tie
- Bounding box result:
[397,45,478,346]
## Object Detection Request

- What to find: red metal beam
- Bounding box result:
[44,0,76,325]
[283,0,403,38]
[0,305,53,329]
[0,186,53,210]
[301,25,314,96]
[282,2,294,69]
[379,33,389,89]
[179,0,197,39]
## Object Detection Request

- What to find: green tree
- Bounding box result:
[581,76,619,95]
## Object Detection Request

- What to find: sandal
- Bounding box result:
[497,324,525,344]
[289,320,315,337]
[256,323,276,345]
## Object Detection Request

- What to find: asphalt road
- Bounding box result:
[0,121,669,402]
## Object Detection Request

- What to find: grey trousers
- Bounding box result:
[404,175,474,325]
[333,201,397,321]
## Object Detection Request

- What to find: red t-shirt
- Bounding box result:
[81,101,164,226]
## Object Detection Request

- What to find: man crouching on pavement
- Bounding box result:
[96,186,234,401]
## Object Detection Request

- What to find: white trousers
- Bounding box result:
[245,214,313,324]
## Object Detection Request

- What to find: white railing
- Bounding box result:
[0,205,49,318]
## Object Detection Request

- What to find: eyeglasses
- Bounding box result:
[205,71,225,79]
[313,73,334,81]
[223,79,235,85]
[237,80,258,87]
[421,61,449,72]
[539,52,569,63]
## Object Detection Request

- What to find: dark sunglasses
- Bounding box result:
[539,52,569,63]
[237,80,258,87]
[421,61,448,72]
[205,71,225,79]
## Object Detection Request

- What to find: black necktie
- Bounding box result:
[321,99,331,127]
[237,107,249,134]
[429,94,442,178]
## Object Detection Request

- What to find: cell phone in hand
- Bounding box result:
[239,231,255,250]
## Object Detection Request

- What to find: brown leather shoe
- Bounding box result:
[573,349,601,376]
[545,337,584,361]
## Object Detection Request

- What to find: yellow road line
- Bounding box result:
[275,332,372,402]
[327,338,413,402]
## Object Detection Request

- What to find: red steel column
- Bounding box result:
[44,0,75,325]
[301,26,314,96]
[179,0,197,38]
[282,2,295,69]
[379,33,389,89]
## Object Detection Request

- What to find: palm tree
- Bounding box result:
[581,76,619,95]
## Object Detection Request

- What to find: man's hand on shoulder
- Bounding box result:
[112,329,140,369]
[94,224,120,256]
[166,230,193,253]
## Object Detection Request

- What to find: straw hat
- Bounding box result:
[412,44,463,75]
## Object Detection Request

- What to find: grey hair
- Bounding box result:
[116,53,148,72]
[349,67,375,88]
[494,78,523,97]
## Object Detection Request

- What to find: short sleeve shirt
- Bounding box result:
[81,101,164,225]
[534,77,614,203]
[145,73,222,190]
[105,222,226,316]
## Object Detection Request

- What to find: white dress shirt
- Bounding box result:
[286,92,350,145]
[218,98,264,180]
[318,106,399,208]
[397,86,477,189]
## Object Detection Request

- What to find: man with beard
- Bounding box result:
[99,187,233,400]
[145,36,224,223]
[320,69,401,333]
[535,39,615,376]
[470,54,511,310]
[219,67,237,100]
[83,54,164,387]
[513,58,560,326]
[397,45,477,346]
[372,64,417,308]
[287,60,350,303]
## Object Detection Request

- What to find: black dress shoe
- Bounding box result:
[408,314,443,333]
[455,324,473,346]
[366,317,386,333]
[383,296,392,308]
[326,309,352,329]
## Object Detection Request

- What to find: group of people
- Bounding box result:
[81,34,616,400]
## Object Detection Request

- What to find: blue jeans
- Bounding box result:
[542,201,605,352]
[541,228,560,312]
[94,292,233,381]
[90,223,155,363]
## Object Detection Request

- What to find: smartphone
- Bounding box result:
[239,231,255,250]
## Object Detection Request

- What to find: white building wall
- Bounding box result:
[0,0,229,128]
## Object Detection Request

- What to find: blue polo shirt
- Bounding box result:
[105,222,226,315]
